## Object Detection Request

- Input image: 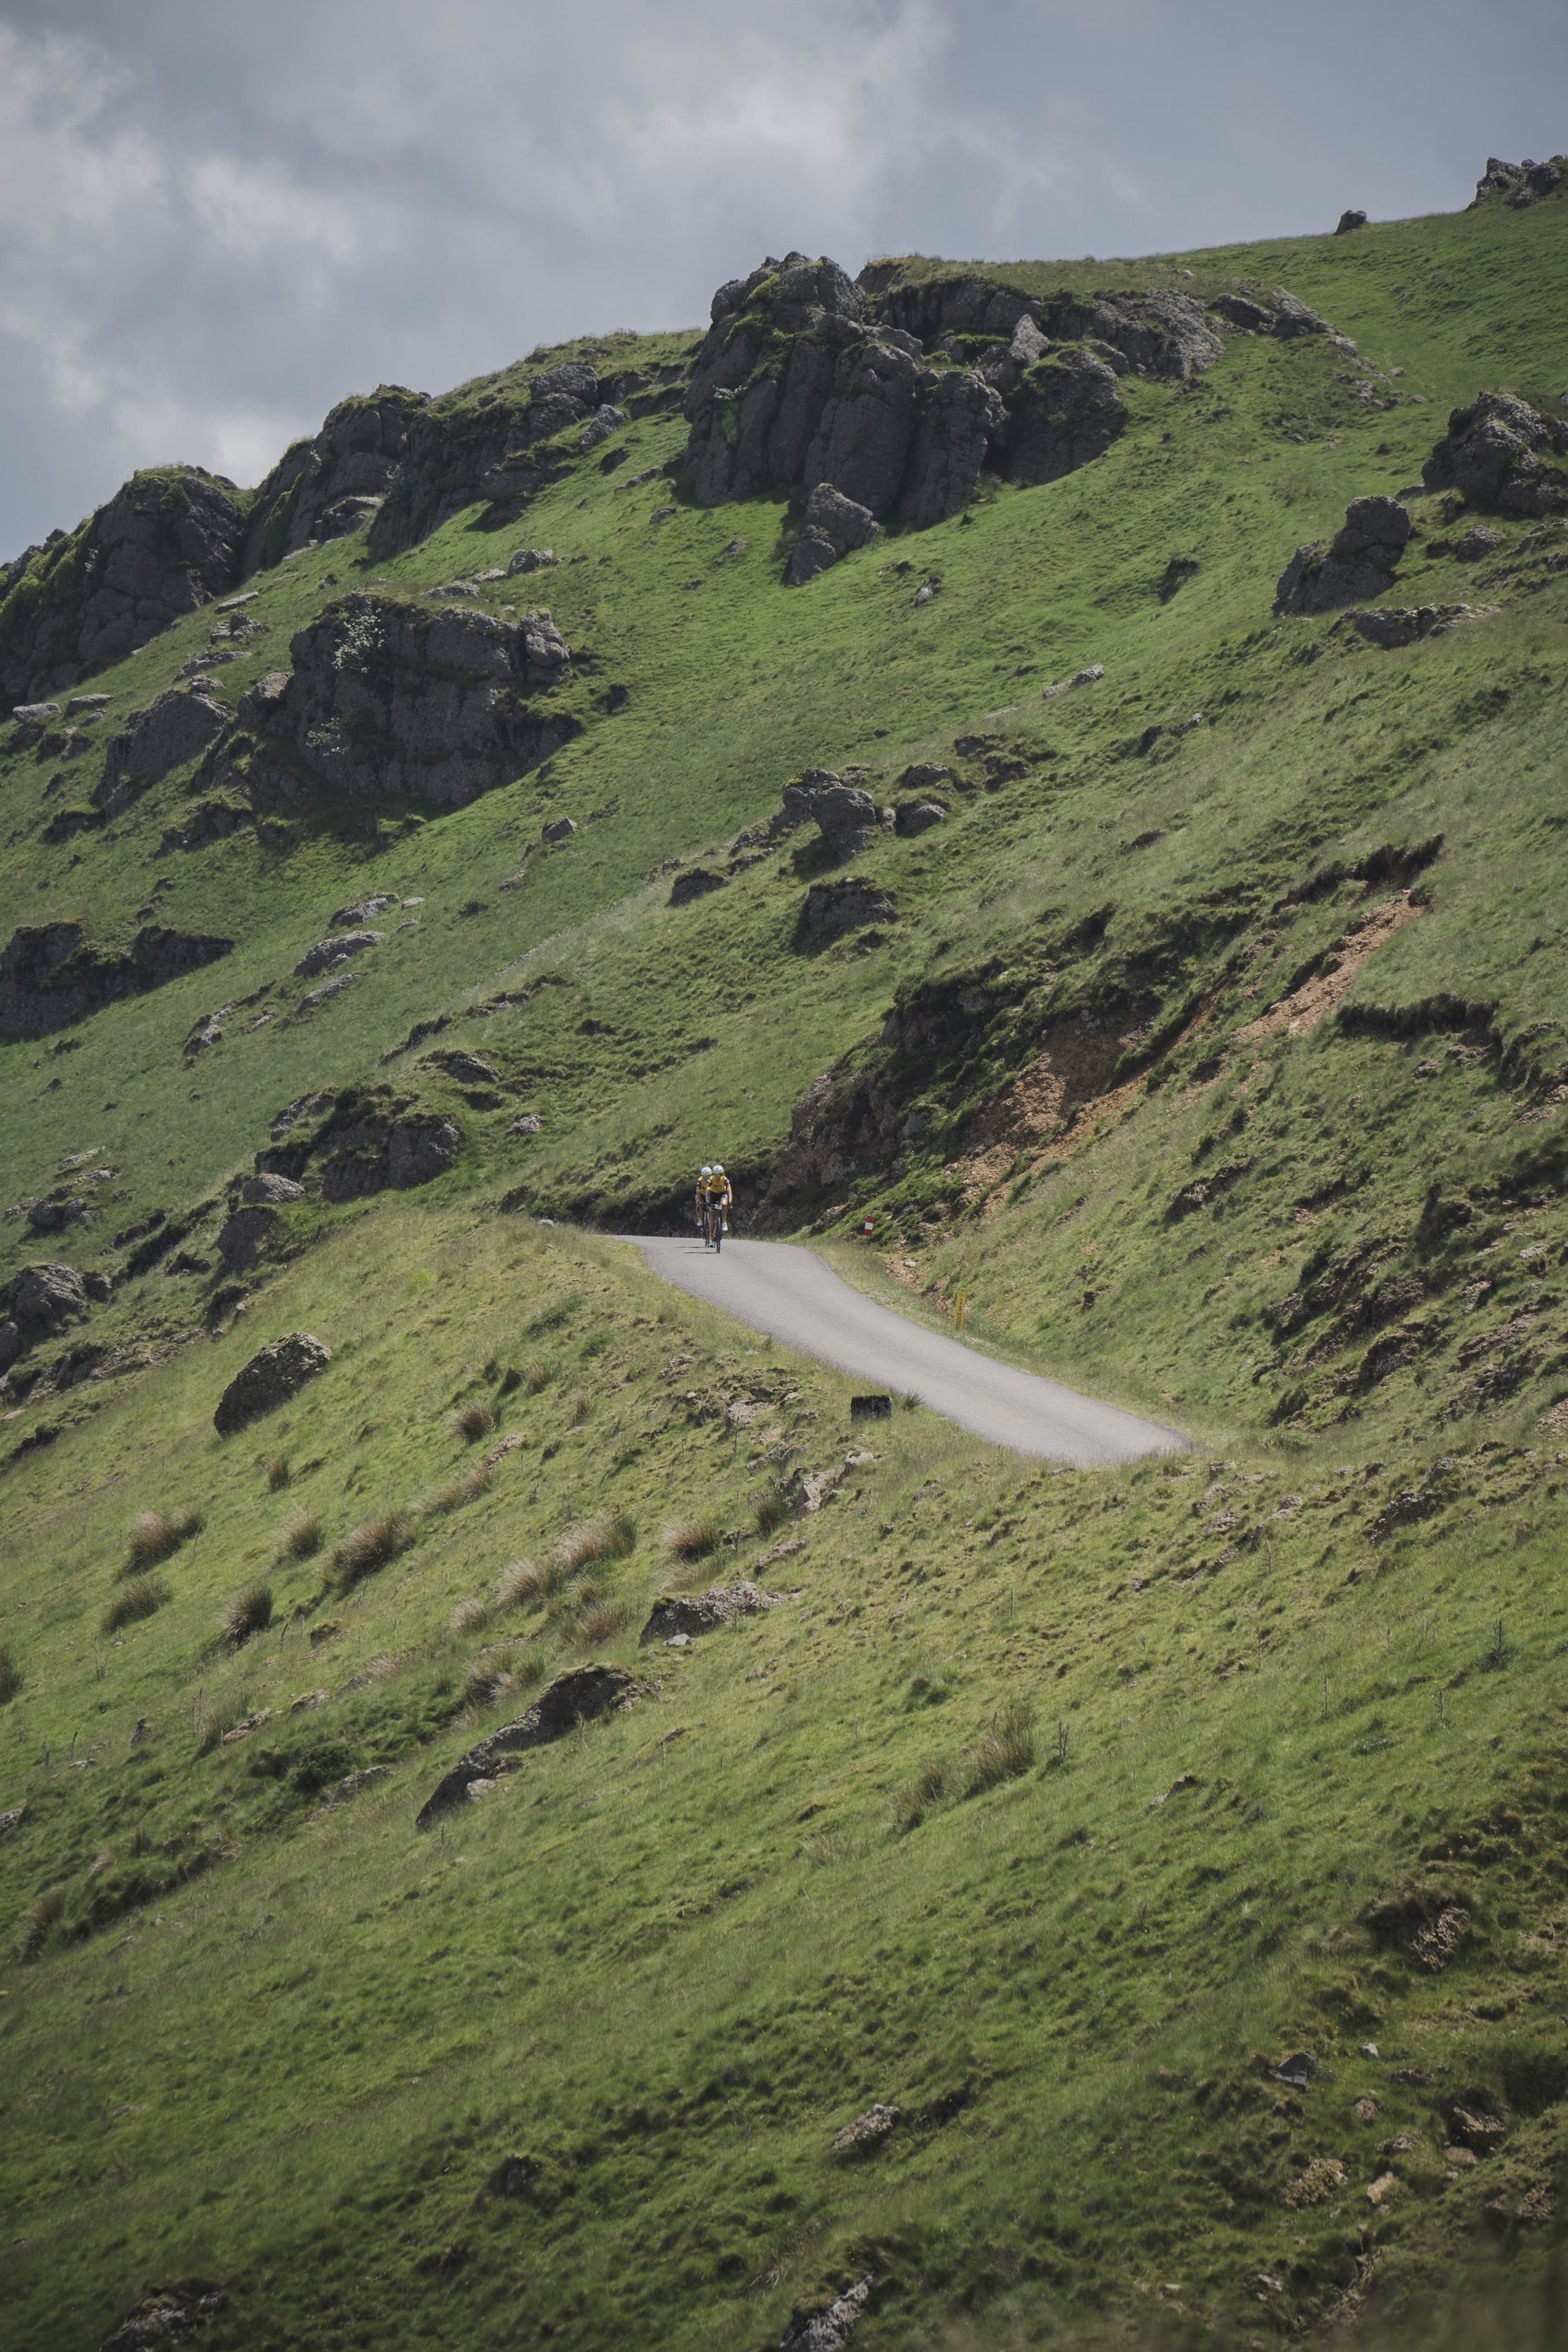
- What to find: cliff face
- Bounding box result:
[241,387,430,573]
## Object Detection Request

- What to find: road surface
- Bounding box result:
[620,1236,1185,1466]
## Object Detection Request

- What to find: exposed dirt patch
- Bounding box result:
[1239,891,1426,1044]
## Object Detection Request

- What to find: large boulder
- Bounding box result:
[995,350,1126,487]
[216,1207,277,1276]
[9,1262,87,1337]
[786,481,880,586]
[0,469,245,706]
[242,386,428,572]
[0,921,233,1040]
[1274,495,1413,615]
[1421,391,1568,517]
[814,784,880,862]
[802,877,898,938]
[213,1330,331,1435]
[416,1664,637,1825]
[96,690,228,810]
[247,595,576,808]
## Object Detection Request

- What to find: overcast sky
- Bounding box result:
[2,0,1564,555]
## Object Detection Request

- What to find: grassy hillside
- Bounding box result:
[2,172,1568,2350]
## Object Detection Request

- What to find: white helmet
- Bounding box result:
[700,1163,712,1176]
[713,1163,725,1174]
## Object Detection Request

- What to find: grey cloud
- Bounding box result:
[2,0,1566,553]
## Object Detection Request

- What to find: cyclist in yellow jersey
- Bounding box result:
[709,1163,733,1251]
[696,1164,713,1243]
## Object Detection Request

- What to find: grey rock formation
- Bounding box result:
[640,1583,780,1642]
[1336,209,1369,234]
[1470,154,1566,209]
[243,387,427,573]
[213,1330,331,1435]
[416,1663,637,1824]
[814,783,879,860]
[423,1050,498,1085]
[804,338,922,517]
[216,1206,277,1275]
[1275,495,1412,615]
[0,469,245,705]
[96,690,227,809]
[895,798,947,836]
[294,929,385,978]
[802,877,898,938]
[579,404,627,449]
[9,1261,87,1337]
[778,2275,876,2352]
[996,349,1126,486]
[0,1323,20,1373]
[370,361,604,555]
[771,768,842,833]
[0,921,233,1039]
[897,761,953,795]
[786,481,880,585]
[246,595,576,808]
[898,369,1005,529]
[508,546,556,575]
[387,1118,461,1188]
[1421,390,1568,517]
[328,892,398,926]
[541,815,577,842]
[241,1173,305,1205]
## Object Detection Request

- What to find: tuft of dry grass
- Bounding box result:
[891,1759,946,1835]
[496,1556,559,1610]
[754,1489,789,1536]
[101,1575,171,1634]
[195,1708,222,1753]
[330,1511,416,1592]
[579,1596,630,1645]
[423,1464,492,1515]
[665,1515,722,1563]
[283,1512,322,1560]
[525,1361,550,1392]
[967,1696,1036,1792]
[554,1513,637,1575]
[571,1388,593,1424]
[267,1456,289,1492]
[0,1646,20,1705]
[452,1595,489,1634]
[453,1398,496,1443]
[466,1642,546,1708]
[123,1507,202,1574]
[223,1582,274,1646]
[24,1886,64,1955]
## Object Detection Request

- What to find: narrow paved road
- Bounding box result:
[620,1236,1185,1466]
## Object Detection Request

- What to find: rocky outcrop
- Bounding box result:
[96,689,229,811]
[0,469,245,704]
[812,784,881,862]
[9,1262,87,1338]
[242,387,428,572]
[368,358,662,555]
[801,877,898,940]
[294,929,384,978]
[778,2276,876,2352]
[786,482,880,586]
[415,1664,637,1825]
[213,1330,331,1435]
[996,348,1126,486]
[639,1584,780,1643]
[1275,495,1413,615]
[256,1084,462,1199]
[0,921,234,1039]
[1336,208,1369,234]
[216,1207,278,1276]
[1421,391,1568,517]
[1469,154,1566,210]
[895,797,946,836]
[245,594,577,808]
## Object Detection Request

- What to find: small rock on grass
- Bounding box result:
[639,1584,780,1644]
[831,2103,898,2158]
[416,1664,637,1827]
[779,2275,876,2352]
[213,1330,331,1436]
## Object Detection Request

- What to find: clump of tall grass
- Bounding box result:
[578,1595,630,1645]
[123,1507,202,1575]
[452,1595,490,1634]
[101,1575,170,1634]
[465,1644,545,1708]
[558,1513,637,1572]
[496,1556,559,1611]
[525,1361,550,1392]
[267,1456,289,1492]
[0,1647,21,1704]
[223,1583,274,1646]
[330,1512,416,1592]
[664,1515,722,1563]
[967,1697,1036,1791]
[283,1512,322,1560]
[891,1759,946,1835]
[571,1388,593,1424]
[451,1397,495,1443]
[754,1489,789,1537]
[24,1886,64,1956]
[423,1464,492,1515]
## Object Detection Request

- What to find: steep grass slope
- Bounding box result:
[2,166,1568,2350]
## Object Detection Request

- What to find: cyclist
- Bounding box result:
[707,1163,734,1253]
[696,1165,713,1243]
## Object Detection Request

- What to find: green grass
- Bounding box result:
[2,183,1568,2350]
